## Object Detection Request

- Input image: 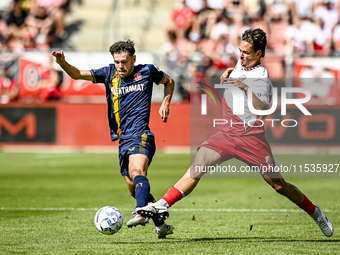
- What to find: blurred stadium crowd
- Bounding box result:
[0,0,72,52]
[0,0,76,103]
[163,0,340,101]
[1,0,340,103]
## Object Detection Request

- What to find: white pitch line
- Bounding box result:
[0,207,339,213]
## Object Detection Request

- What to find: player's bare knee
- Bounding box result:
[193,157,205,168]
[129,169,145,180]
[190,162,207,178]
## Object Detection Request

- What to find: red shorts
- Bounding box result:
[198,131,276,168]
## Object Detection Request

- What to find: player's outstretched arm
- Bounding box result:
[220,67,234,83]
[51,50,93,81]
[159,74,174,123]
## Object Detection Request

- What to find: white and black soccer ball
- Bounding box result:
[94,206,123,235]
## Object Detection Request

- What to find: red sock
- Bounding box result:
[298,195,316,215]
[162,186,183,207]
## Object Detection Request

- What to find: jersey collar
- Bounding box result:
[241,63,262,71]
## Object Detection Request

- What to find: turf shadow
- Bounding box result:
[112,237,340,244]
[182,237,340,243]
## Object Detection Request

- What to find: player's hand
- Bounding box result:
[222,78,248,92]
[220,67,234,83]
[159,103,170,123]
[51,50,65,65]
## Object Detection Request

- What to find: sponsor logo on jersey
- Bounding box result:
[134,73,142,81]
[265,155,273,166]
[239,75,246,81]
[111,84,145,95]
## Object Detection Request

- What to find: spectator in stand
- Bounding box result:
[0,28,5,51]
[33,0,68,40]
[265,0,289,22]
[284,0,317,54]
[287,0,316,20]
[37,55,62,101]
[313,0,339,35]
[0,0,67,52]
[285,13,314,56]
[175,53,192,101]
[0,66,19,104]
[190,0,219,41]
[210,14,239,59]
[25,2,54,50]
[19,0,33,12]
[166,0,196,43]
[187,61,204,102]
[264,0,289,40]
[0,1,12,50]
[3,0,30,52]
[243,0,266,24]
[185,0,203,13]
[164,50,192,102]
[335,0,340,12]
[200,31,230,74]
[331,21,340,55]
[313,17,332,56]
[207,0,225,10]
[225,0,244,21]
[167,0,340,82]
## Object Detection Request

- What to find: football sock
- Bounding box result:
[161,186,184,207]
[310,205,322,220]
[147,193,156,203]
[152,217,165,227]
[134,175,150,208]
[298,195,316,215]
[147,193,164,226]
[157,199,170,208]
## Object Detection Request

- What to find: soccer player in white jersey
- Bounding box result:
[137,28,334,238]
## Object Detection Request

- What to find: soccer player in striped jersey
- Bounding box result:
[52,39,175,238]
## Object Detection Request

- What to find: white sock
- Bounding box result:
[179,188,185,197]
[156,199,170,208]
[311,206,320,220]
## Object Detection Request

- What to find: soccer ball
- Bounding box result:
[94,206,124,235]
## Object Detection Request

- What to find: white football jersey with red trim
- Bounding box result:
[218,60,273,135]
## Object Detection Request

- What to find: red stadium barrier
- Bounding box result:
[1,102,340,148]
[18,55,106,99]
[17,52,156,101]
[57,102,190,148]
[0,102,190,148]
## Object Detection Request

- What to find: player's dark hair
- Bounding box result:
[109,39,135,56]
[241,28,267,58]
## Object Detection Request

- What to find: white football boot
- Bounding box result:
[154,224,174,239]
[136,202,169,220]
[126,210,149,228]
[313,205,334,237]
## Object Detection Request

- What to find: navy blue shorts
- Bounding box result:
[119,132,156,176]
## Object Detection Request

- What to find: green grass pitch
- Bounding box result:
[0,151,339,254]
